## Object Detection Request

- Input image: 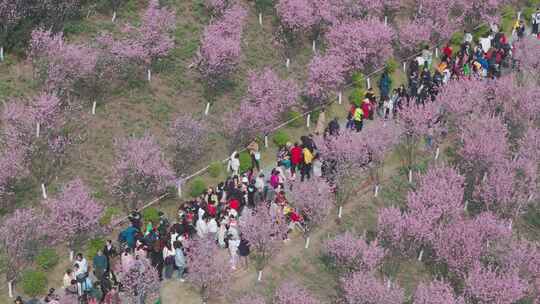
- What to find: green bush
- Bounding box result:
[287,111,304,128]
[142,207,161,224]
[473,24,491,42]
[524,204,540,230]
[208,162,223,178]
[239,151,253,173]
[450,32,464,46]
[349,88,364,107]
[351,72,366,89]
[190,178,207,197]
[20,270,48,297]
[273,130,290,147]
[35,249,59,271]
[385,58,398,74]
[86,238,106,260]
[99,206,122,226]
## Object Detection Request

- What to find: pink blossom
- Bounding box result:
[413,280,465,304]
[288,178,334,229]
[305,54,347,107]
[396,19,432,55]
[465,262,528,304]
[168,114,209,175]
[116,256,160,304]
[323,232,386,272]
[274,280,321,304]
[341,271,405,304]
[276,0,318,32]
[235,294,267,304]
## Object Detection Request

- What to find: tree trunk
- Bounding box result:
[304,237,310,249]
[147,68,152,82]
[92,101,97,115]
[112,11,117,23]
[258,13,262,25]
[204,102,210,116]
[257,270,263,281]
[41,183,47,199]
[8,281,13,298]
[0,46,4,62]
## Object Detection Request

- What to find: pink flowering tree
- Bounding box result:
[198,4,247,88]
[116,257,160,304]
[274,280,321,304]
[326,18,394,73]
[377,206,410,254]
[111,133,176,210]
[288,178,334,232]
[436,79,489,128]
[168,114,209,175]
[0,148,27,210]
[0,208,45,281]
[29,28,98,95]
[362,120,402,187]
[43,178,104,250]
[397,101,441,171]
[314,131,370,206]
[224,67,299,150]
[276,0,318,53]
[112,0,176,82]
[406,0,462,42]
[304,54,346,108]
[0,0,25,61]
[1,101,35,150]
[501,239,540,300]
[205,0,232,16]
[323,232,386,273]
[341,271,405,304]
[465,263,528,304]
[413,280,465,304]
[395,19,432,57]
[514,37,540,84]
[239,204,289,273]
[185,237,232,303]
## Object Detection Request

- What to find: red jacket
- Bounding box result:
[229,198,240,211]
[361,101,371,118]
[291,146,303,165]
[443,45,452,58]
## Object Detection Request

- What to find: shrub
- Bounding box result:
[450,32,464,46]
[239,151,252,173]
[524,204,540,230]
[20,270,48,297]
[99,206,122,226]
[273,130,290,147]
[473,24,490,42]
[351,72,366,89]
[142,207,161,224]
[349,88,364,107]
[35,249,59,271]
[86,238,106,260]
[287,111,304,127]
[208,162,222,178]
[385,58,398,74]
[190,178,207,197]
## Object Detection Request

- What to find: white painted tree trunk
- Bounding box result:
[387,279,392,289]
[258,13,262,25]
[36,122,40,138]
[8,281,13,298]
[264,135,268,148]
[366,77,371,88]
[177,183,182,198]
[306,114,311,128]
[418,249,424,261]
[0,46,4,62]
[338,206,343,218]
[508,220,513,230]
[312,40,316,52]
[517,11,521,19]
[257,270,263,281]
[464,200,468,211]
[338,91,342,104]
[111,11,117,23]
[435,147,440,160]
[147,68,151,82]
[482,172,487,182]
[408,169,413,183]
[374,185,379,197]
[204,102,210,116]
[435,47,439,58]
[402,62,406,72]
[384,15,388,26]
[69,250,74,261]
[528,194,534,202]
[363,229,367,238]
[41,183,47,199]
[285,58,290,69]
[305,237,310,249]
[91,101,97,115]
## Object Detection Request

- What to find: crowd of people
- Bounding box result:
[12,13,539,304]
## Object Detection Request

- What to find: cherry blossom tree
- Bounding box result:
[276,0,318,34]
[111,133,176,210]
[274,280,321,304]
[0,0,25,61]
[405,0,461,42]
[413,280,465,304]
[205,0,232,16]
[198,4,248,87]
[0,148,27,210]
[341,271,405,304]
[288,178,334,231]
[43,178,104,249]
[436,79,489,128]
[239,204,289,273]
[377,206,409,254]
[395,19,432,56]
[224,68,299,150]
[185,237,232,303]
[29,28,98,94]
[1,101,34,150]
[514,37,540,84]
[323,232,386,273]
[168,114,209,175]
[304,54,346,108]
[326,18,394,73]
[362,120,402,187]
[0,208,45,282]
[314,131,370,206]
[113,0,176,81]
[465,263,528,304]
[116,257,160,304]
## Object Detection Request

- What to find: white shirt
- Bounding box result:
[76,258,88,274]
[207,218,218,234]
[196,219,208,238]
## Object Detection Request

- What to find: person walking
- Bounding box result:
[353,106,363,132]
[92,250,108,282]
[174,241,186,282]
